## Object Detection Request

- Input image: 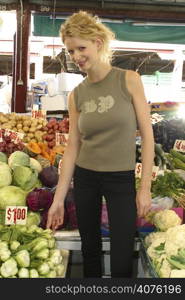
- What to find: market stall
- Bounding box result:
[0,103,185,278]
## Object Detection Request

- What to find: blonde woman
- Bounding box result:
[47,11,154,278]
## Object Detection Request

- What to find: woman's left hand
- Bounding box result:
[136,187,152,218]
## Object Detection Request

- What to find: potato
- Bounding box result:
[17,123,23,129]
[18,129,24,133]
[42,120,48,127]
[0,116,9,123]
[1,123,10,129]
[27,133,34,138]
[38,118,44,124]
[29,127,37,133]
[31,119,38,126]
[36,124,43,130]
[23,120,32,127]
[22,126,29,132]
[9,121,16,127]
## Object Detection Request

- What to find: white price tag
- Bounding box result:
[5,206,27,225]
[173,140,185,153]
[4,129,24,144]
[151,166,159,181]
[135,163,142,178]
[135,163,159,181]
[55,133,69,146]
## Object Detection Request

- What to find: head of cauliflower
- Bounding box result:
[153,209,182,232]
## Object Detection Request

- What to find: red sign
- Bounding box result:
[31,110,46,119]
[173,140,185,153]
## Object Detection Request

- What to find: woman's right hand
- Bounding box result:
[46,201,64,231]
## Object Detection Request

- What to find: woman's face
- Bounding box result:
[64,36,101,72]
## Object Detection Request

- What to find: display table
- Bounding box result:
[54,230,142,277]
[54,229,111,251]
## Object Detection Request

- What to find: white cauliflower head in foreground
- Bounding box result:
[153,209,182,231]
[145,231,167,248]
[165,224,185,249]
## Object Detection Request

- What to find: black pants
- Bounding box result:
[73,165,137,278]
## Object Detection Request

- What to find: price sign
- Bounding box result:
[5,206,27,225]
[151,166,159,181]
[4,129,24,144]
[135,163,142,178]
[173,140,185,153]
[55,133,69,146]
[135,163,159,181]
[32,109,46,119]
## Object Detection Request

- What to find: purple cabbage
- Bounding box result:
[38,166,59,188]
[26,188,54,212]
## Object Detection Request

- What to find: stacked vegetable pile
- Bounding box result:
[42,117,69,148]
[0,224,65,278]
[143,209,185,278]
[0,112,47,144]
[152,118,185,153]
[0,112,69,149]
[0,149,60,227]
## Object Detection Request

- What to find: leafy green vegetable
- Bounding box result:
[151,171,185,199]
[14,250,30,267]
[0,152,8,164]
[26,212,41,227]
[18,267,29,278]
[0,257,18,277]
[154,243,165,252]
[0,186,26,210]
[0,162,12,187]
[8,151,30,170]
[29,268,39,278]
[167,255,185,269]
[12,166,38,191]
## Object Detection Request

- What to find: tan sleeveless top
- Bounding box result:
[73,67,137,171]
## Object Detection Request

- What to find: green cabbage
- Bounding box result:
[26,211,41,227]
[12,166,38,191]
[8,151,30,170]
[30,158,42,173]
[0,186,27,209]
[0,152,8,164]
[0,162,12,187]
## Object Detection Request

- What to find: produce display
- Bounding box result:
[152,118,185,153]
[143,209,185,278]
[0,112,47,144]
[1,109,185,278]
[0,224,65,278]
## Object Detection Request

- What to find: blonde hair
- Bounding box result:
[60,11,115,64]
